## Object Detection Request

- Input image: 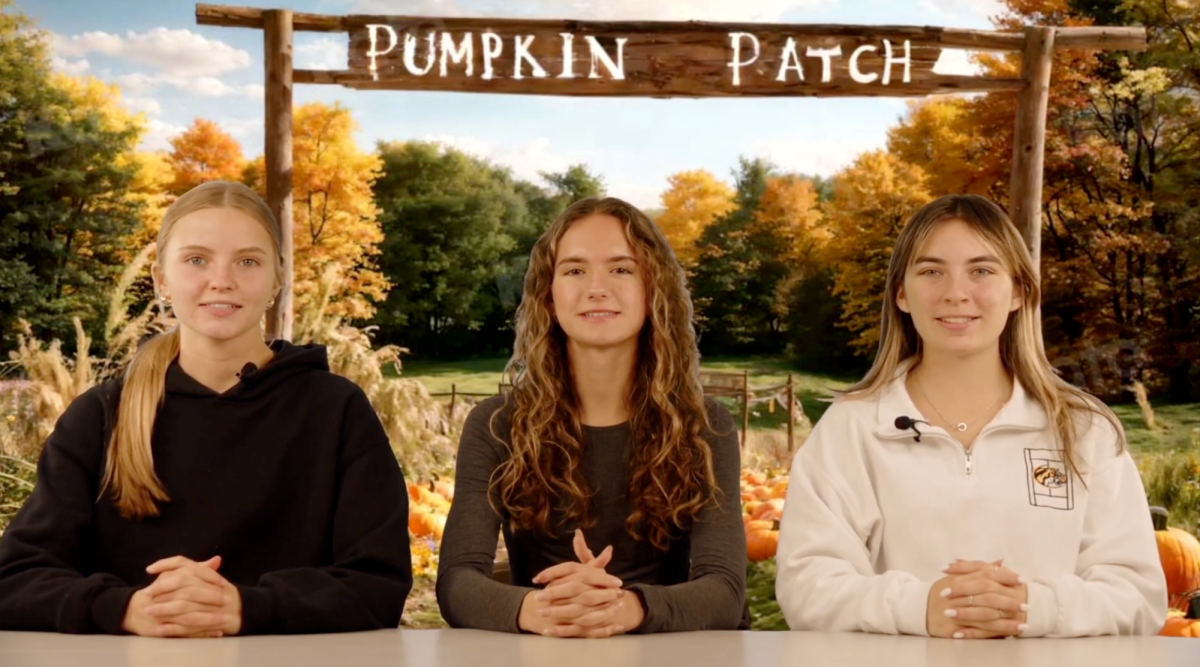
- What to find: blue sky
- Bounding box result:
[24,0,1003,207]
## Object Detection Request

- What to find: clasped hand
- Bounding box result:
[519,529,643,638]
[122,555,242,638]
[927,559,1030,639]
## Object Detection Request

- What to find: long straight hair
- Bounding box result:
[843,194,1124,475]
[101,181,283,519]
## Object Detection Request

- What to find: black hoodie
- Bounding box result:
[0,340,412,635]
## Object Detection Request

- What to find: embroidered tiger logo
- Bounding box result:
[1033,464,1068,488]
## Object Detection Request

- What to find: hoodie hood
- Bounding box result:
[165,339,330,401]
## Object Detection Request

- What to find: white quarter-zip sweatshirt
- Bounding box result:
[774,365,1168,637]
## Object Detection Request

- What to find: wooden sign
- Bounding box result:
[325,18,1024,98]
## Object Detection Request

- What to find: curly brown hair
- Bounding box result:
[490,197,721,550]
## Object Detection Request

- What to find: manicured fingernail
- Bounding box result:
[939,588,952,598]
[953,632,964,639]
[1018,576,1027,584]
[1020,603,1029,612]
[615,626,625,633]
[610,578,622,587]
[1018,624,1028,633]
[542,628,554,636]
[944,609,958,618]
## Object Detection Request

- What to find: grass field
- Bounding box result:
[398,356,1200,451]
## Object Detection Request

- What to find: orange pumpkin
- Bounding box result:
[1151,507,1200,611]
[410,483,452,513]
[1159,614,1200,638]
[743,500,764,518]
[409,508,447,540]
[753,485,775,501]
[746,519,780,562]
[742,469,766,486]
[770,478,789,497]
[433,479,455,502]
[752,498,786,522]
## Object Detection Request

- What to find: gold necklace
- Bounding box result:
[913,376,1005,433]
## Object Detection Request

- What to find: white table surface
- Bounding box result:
[1,629,1197,667]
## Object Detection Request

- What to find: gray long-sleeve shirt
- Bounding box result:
[435,395,748,633]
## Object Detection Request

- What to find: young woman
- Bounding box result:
[774,194,1167,639]
[0,181,412,636]
[436,197,747,637]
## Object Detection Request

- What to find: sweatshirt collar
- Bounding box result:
[873,358,1049,441]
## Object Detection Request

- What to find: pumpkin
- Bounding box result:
[433,479,455,502]
[410,483,452,513]
[752,498,786,522]
[1159,613,1200,638]
[743,500,763,518]
[409,508,447,540]
[746,519,780,562]
[753,485,775,501]
[742,469,766,486]
[1150,507,1200,611]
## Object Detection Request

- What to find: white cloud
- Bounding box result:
[350,0,831,21]
[751,135,884,177]
[51,56,90,75]
[114,72,158,94]
[141,118,187,152]
[123,96,163,115]
[114,71,262,99]
[608,182,663,210]
[933,49,981,76]
[221,118,262,140]
[918,0,1004,24]
[51,28,250,77]
[420,134,577,183]
[297,36,349,70]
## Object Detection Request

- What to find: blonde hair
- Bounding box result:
[102,180,282,519]
[492,197,720,550]
[844,194,1124,475]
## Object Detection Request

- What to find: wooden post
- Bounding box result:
[1009,26,1056,276]
[786,373,795,454]
[741,369,750,450]
[264,9,294,341]
[449,383,457,416]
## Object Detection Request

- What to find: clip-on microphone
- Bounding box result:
[894,416,929,442]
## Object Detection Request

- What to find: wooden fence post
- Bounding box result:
[786,373,795,454]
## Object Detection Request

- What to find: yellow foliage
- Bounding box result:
[656,169,735,266]
[821,151,933,354]
[286,102,389,320]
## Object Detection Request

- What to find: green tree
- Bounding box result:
[373,141,525,358]
[690,158,795,354]
[0,2,144,351]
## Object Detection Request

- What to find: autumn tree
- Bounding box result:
[166,119,245,196]
[963,0,1200,399]
[821,150,932,355]
[886,97,988,197]
[248,102,388,323]
[656,169,735,266]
